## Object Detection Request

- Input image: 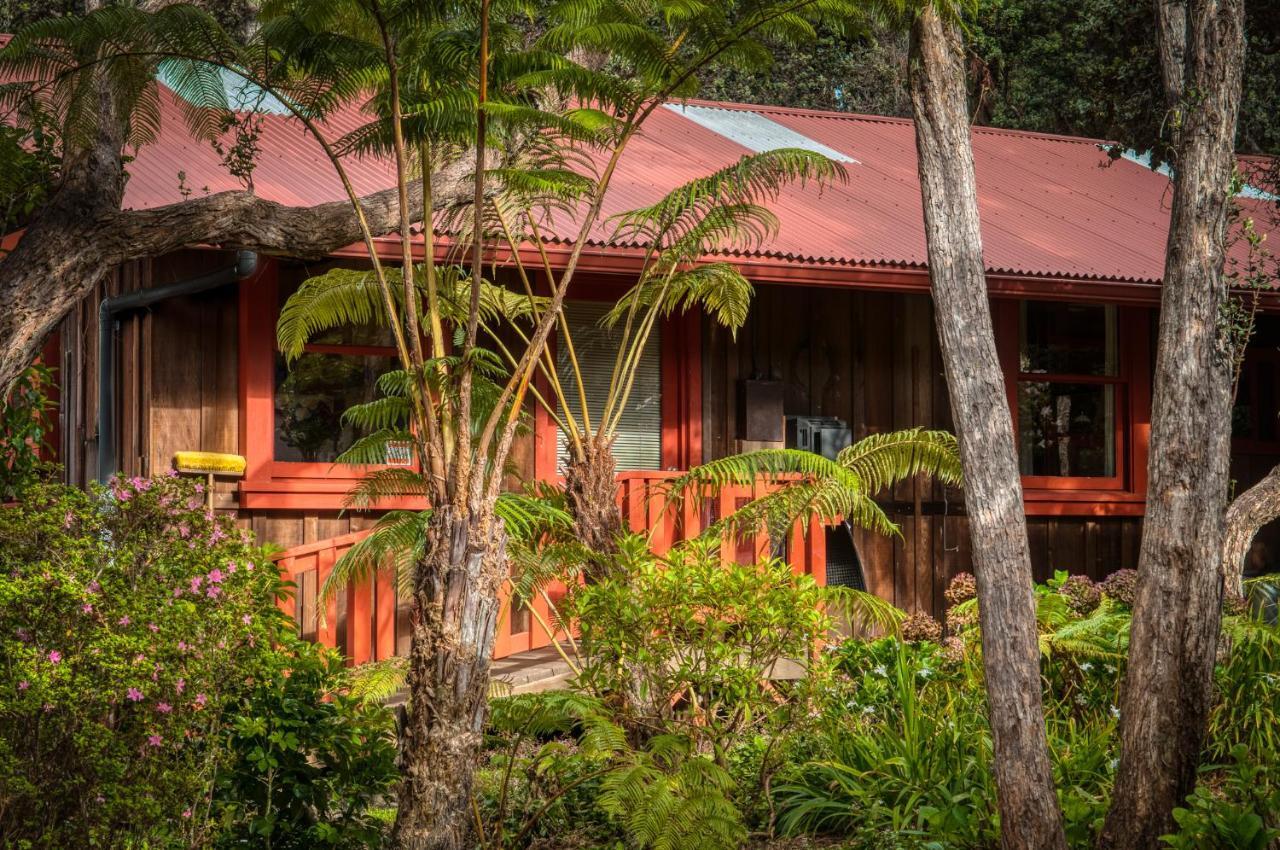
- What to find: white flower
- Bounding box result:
[918,667,933,679]
[1109,705,1120,719]
[1108,758,1119,771]
[1105,664,1117,674]
[1080,662,1093,672]
[872,665,887,677]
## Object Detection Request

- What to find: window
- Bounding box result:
[555,300,662,471]
[272,281,398,464]
[997,300,1139,495]
[1016,302,1121,481]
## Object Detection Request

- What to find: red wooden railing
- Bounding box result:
[272,471,828,662]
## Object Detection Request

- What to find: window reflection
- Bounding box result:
[1017,382,1116,477]
[273,351,394,463]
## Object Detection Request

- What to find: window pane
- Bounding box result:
[274,351,395,463]
[1020,302,1117,376]
[555,300,662,471]
[1018,382,1116,477]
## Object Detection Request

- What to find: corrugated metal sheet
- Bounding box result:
[117,87,1277,287]
[663,103,857,163]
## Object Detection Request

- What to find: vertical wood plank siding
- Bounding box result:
[702,285,1144,615]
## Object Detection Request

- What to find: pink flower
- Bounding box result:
[115,488,132,502]
[189,576,203,592]
[226,562,237,574]
[47,650,61,664]
[15,627,29,642]
[63,510,74,529]
[148,623,159,633]
[134,653,146,663]
[165,468,178,478]
[81,603,93,614]
[87,580,100,594]
[175,678,185,693]
[194,693,207,706]
[127,687,144,702]
[206,585,221,599]
[147,734,163,747]
[156,702,172,714]
[129,476,150,492]
[182,809,192,819]
[241,614,252,626]
[246,561,255,572]
[118,615,131,626]
[207,568,224,584]
[177,523,190,538]
[177,641,188,652]
[173,587,183,598]
[18,680,29,691]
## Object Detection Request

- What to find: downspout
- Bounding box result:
[97,250,258,483]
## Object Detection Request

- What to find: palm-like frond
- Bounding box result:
[667,430,961,544]
[823,585,908,636]
[345,657,408,704]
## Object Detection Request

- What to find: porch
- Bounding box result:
[272,470,829,663]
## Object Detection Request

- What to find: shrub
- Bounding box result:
[0,363,55,501]
[564,535,831,762]
[0,474,282,848]
[1099,569,1137,606]
[212,642,397,849]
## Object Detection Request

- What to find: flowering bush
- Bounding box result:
[0,474,286,848]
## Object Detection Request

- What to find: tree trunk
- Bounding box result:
[1098,2,1246,848]
[1222,463,1280,590]
[562,435,623,572]
[392,505,508,850]
[907,9,1067,850]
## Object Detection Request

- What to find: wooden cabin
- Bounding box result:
[33,92,1280,662]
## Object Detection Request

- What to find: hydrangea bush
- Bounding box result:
[0,474,286,848]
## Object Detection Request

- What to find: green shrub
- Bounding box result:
[564,535,831,762]
[0,363,55,500]
[1162,749,1280,850]
[0,474,283,848]
[212,642,397,849]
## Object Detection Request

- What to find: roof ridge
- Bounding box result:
[674,97,1116,147]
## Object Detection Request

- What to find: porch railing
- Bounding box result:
[272,470,828,663]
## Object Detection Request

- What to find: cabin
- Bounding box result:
[27,86,1280,662]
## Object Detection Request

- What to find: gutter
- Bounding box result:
[97,250,258,483]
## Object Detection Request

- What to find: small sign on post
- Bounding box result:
[385,440,414,467]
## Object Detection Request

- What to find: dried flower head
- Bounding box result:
[1061,574,1101,615]
[900,612,943,644]
[1100,569,1138,606]
[944,572,977,607]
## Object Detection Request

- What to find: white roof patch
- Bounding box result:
[665,103,857,164]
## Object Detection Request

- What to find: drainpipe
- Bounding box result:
[97,250,258,483]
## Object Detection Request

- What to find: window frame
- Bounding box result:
[239,260,424,510]
[531,274,703,483]
[993,298,1150,515]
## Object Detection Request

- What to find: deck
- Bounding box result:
[273,470,828,663]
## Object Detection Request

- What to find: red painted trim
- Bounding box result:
[996,297,1152,514]
[239,259,278,483]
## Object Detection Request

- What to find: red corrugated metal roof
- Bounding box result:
[61,81,1280,287]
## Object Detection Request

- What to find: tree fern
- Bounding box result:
[666,428,962,544]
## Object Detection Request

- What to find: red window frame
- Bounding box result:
[532,275,703,482]
[240,262,702,509]
[994,298,1151,516]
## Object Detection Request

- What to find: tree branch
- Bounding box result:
[1222,463,1280,590]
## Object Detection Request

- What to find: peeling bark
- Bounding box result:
[392,504,507,850]
[908,9,1067,850]
[1222,464,1280,589]
[1099,1,1246,848]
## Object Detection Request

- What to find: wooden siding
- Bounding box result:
[702,285,1145,615]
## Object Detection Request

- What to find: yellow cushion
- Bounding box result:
[173,452,247,477]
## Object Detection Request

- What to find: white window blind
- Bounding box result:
[556,300,662,471]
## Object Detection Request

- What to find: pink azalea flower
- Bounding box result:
[189,576,203,592]
[246,561,255,571]
[148,623,159,633]
[173,587,183,598]
[175,678,185,693]
[165,468,178,478]
[226,562,237,574]
[18,680,29,691]
[81,603,93,614]
[63,510,74,529]
[134,653,146,663]
[156,702,172,714]
[118,615,130,626]
[127,687,144,702]
[241,614,252,626]
[177,641,188,652]
[182,809,192,819]
[47,650,61,663]
[177,523,190,538]
[207,568,224,584]
[206,585,221,599]
[147,734,163,747]
[87,580,100,594]
[115,488,132,502]
[194,693,207,706]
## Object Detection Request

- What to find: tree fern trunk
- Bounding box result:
[907,9,1067,850]
[1099,1,1245,846]
[392,505,507,850]
[563,436,623,576]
